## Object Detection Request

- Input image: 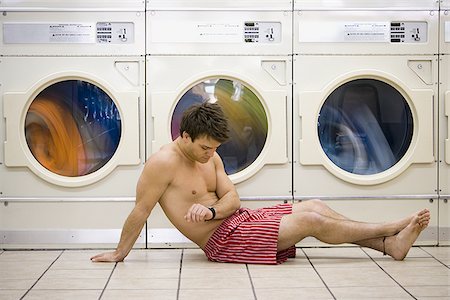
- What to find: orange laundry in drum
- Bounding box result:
[25,96,87,177]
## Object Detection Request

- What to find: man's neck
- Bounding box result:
[175,138,197,165]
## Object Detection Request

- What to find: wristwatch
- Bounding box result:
[206,207,216,221]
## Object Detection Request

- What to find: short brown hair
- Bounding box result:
[179,102,229,143]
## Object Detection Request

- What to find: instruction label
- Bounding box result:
[150,20,242,43]
[343,22,389,42]
[298,21,389,43]
[3,23,96,43]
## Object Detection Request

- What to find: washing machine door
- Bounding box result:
[299,77,434,185]
[161,77,286,183]
[4,78,140,187]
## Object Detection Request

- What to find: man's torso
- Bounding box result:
[156,143,227,248]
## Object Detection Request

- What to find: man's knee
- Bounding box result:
[307,198,328,211]
[292,211,325,228]
[279,211,326,244]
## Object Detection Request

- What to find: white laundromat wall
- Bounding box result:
[0,0,448,248]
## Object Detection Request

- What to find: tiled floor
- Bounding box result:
[0,246,449,300]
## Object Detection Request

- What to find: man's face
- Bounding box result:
[185,134,221,163]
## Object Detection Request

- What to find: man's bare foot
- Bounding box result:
[384,209,430,236]
[385,209,430,260]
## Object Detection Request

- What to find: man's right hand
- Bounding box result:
[90,250,124,263]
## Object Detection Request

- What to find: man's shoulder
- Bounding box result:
[145,143,180,169]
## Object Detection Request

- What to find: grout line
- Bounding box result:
[245,264,258,300]
[360,248,417,300]
[420,246,450,269]
[301,248,337,300]
[19,250,64,300]
[98,262,117,300]
[176,249,184,300]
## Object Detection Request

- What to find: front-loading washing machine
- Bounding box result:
[0,0,144,11]
[293,8,439,245]
[145,1,293,244]
[0,4,146,248]
[439,6,450,245]
[294,0,439,10]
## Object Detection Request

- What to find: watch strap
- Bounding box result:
[206,207,216,221]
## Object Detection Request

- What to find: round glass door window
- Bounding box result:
[171,78,269,175]
[318,79,413,175]
[25,80,122,177]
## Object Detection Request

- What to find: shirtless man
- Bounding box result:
[91,102,430,264]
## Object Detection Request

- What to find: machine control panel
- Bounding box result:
[96,22,134,44]
[3,22,135,44]
[390,21,427,43]
[244,22,281,43]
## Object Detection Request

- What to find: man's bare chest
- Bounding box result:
[172,164,217,195]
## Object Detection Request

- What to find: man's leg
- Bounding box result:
[278,200,430,260]
[292,199,412,232]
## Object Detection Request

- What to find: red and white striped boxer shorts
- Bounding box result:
[203,203,296,264]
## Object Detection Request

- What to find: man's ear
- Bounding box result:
[181,131,191,142]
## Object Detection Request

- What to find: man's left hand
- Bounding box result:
[184,203,213,222]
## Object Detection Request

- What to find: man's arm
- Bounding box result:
[90,202,151,262]
[184,153,240,222]
[91,156,172,262]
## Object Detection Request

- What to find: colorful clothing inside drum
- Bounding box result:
[203,203,296,264]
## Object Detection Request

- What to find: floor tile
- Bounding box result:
[41,268,112,279]
[383,266,450,277]
[421,246,450,265]
[249,266,325,289]
[0,263,49,280]
[0,290,27,300]
[181,267,248,278]
[115,260,181,269]
[0,278,36,289]
[395,275,450,286]
[181,259,244,269]
[182,248,205,259]
[248,265,316,278]
[251,274,325,289]
[180,276,252,290]
[330,286,412,299]
[102,289,177,300]
[107,277,179,289]
[420,246,450,259]
[247,258,311,269]
[405,285,450,298]
[52,259,116,270]
[33,277,108,290]
[179,288,254,300]
[254,287,333,300]
[0,251,62,262]
[0,261,53,272]
[309,257,377,268]
[112,267,179,279]
[113,249,182,269]
[375,257,445,268]
[125,249,182,261]
[23,289,102,300]
[303,247,368,259]
[58,250,107,261]
[315,267,397,287]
